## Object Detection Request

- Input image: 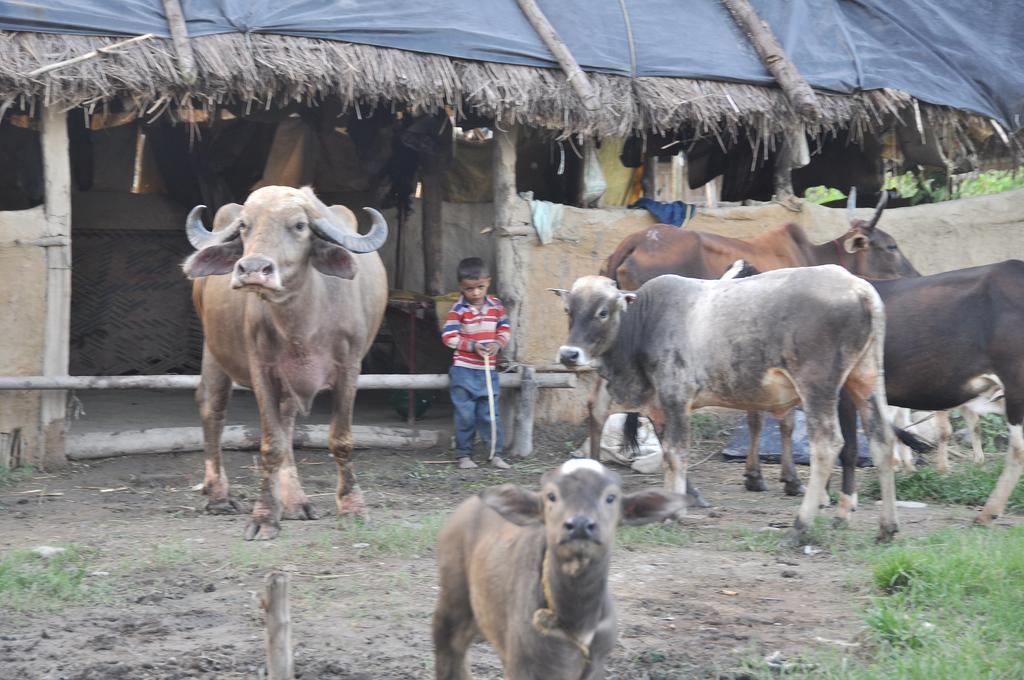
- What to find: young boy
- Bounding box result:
[441,257,512,469]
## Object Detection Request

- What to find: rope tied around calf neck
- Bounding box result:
[532,548,592,664]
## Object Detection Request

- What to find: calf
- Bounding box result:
[553,268,901,539]
[433,459,688,679]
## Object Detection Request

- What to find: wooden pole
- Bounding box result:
[511,366,538,458]
[0,372,576,391]
[39,106,72,468]
[720,0,822,121]
[262,571,294,680]
[161,0,196,82]
[514,0,600,111]
[66,424,442,460]
[492,126,526,361]
[420,147,446,297]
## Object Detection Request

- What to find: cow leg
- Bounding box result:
[276,394,318,521]
[743,411,767,492]
[934,410,953,473]
[962,406,986,464]
[890,407,911,471]
[778,410,803,496]
[659,401,691,498]
[196,348,244,515]
[651,405,708,507]
[976,399,1024,525]
[793,404,842,541]
[245,370,289,541]
[836,390,860,523]
[587,378,613,460]
[331,361,367,519]
[856,393,899,540]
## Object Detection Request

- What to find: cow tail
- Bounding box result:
[893,426,933,453]
[622,411,641,455]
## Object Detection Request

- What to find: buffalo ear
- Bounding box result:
[311,239,358,279]
[183,239,244,278]
[619,489,691,526]
[480,484,543,526]
[843,233,869,254]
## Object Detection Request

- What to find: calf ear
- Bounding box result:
[480,484,543,526]
[311,239,358,279]
[844,233,869,254]
[620,489,691,526]
[182,240,244,278]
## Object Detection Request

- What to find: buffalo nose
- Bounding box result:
[564,516,597,540]
[236,256,275,280]
[559,347,580,366]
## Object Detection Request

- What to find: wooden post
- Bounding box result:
[642,156,658,199]
[511,366,538,458]
[492,126,525,361]
[772,123,810,201]
[421,149,446,297]
[262,571,294,680]
[514,0,600,111]
[39,106,72,468]
[721,0,822,121]
[161,0,196,82]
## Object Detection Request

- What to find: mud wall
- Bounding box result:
[513,188,1024,424]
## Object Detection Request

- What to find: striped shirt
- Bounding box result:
[441,295,511,369]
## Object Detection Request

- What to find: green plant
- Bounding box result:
[861,461,1024,512]
[950,411,1007,454]
[0,546,94,611]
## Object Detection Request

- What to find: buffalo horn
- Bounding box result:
[310,207,389,253]
[185,205,241,250]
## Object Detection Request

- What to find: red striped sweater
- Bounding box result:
[441,295,511,369]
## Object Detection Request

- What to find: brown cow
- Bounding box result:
[586,192,918,498]
[182,186,388,540]
[433,458,690,680]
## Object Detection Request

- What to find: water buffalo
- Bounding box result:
[182,185,388,540]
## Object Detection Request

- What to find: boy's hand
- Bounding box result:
[475,341,499,358]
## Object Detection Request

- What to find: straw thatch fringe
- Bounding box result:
[0,30,980,147]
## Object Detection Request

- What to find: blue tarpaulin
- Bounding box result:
[0,1,1020,131]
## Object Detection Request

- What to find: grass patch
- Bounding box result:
[796,526,1024,679]
[340,513,446,557]
[617,522,690,548]
[0,465,34,487]
[727,517,877,555]
[862,460,1024,512]
[0,546,97,612]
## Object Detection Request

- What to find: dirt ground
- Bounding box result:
[0,422,1009,680]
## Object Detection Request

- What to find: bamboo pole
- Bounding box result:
[514,0,600,111]
[262,572,294,680]
[24,34,155,78]
[721,0,822,121]
[161,0,196,82]
[0,372,577,391]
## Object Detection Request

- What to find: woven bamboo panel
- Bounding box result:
[71,229,203,376]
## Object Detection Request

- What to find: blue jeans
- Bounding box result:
[449,365,504,457]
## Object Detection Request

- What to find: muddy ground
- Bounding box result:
[0,421,1012,679]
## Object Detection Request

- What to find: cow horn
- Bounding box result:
[865,190,889,230]
[310,207,389,253]
[845,187,857,223]
[185,205,242,250]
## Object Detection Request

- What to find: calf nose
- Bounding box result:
[559,346,581,366]
[235,256,276,284]
[564,516,597,540]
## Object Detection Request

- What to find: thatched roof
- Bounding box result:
[0,30,986,148]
